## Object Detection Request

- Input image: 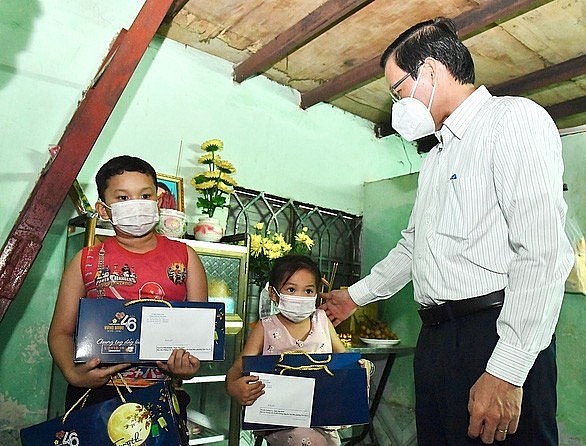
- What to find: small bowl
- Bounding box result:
[157,209,187,238]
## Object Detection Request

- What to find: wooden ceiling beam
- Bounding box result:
[546,96,586,120]
[490,54,586,96]
[233,0,375,83]
[163,0,190,24]
[0,0,176,321]
[301,0,541,108]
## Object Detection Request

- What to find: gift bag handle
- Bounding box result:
[62,373,132,423]
[276,352,334,376]
[124,298,173,308]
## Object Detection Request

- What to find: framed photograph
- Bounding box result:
[156,173,184,212]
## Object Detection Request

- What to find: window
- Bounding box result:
[226,187,362,289]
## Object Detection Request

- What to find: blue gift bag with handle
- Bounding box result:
[20,381,189,446]
[242,352,369,429]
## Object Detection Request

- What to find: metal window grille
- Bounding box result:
[225,186,362,290]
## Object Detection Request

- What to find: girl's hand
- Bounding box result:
[358,358,374,389]
[227,374,265,406]
[66,358,131,389]
[157,348,201,380]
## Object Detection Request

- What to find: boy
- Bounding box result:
[48,155,208,411]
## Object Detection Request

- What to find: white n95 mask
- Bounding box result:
[104,199,159,237]
[391,70,437,141]
[276,292,317,323]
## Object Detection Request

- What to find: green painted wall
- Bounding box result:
[361,131,586,445]
[557,131,586,445]
[0,1,419,444]
[0,2,583,445]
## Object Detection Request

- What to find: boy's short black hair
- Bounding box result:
[269,254,321,291]
[95,155,157,201]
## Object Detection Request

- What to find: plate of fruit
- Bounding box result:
[356,314,399,347]
[359,337,400,347]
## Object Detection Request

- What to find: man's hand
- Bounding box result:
[468,372,522,444]
[318,288,357,326]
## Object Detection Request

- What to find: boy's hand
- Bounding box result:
[227,374,265,406]
[157,348,201,380]
[67,358,131,389]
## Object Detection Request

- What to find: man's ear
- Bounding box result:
[95,200,110,220]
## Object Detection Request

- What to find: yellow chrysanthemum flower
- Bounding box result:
[201,139,223,152]
[216,182,234,194]
[247,221,314,287]
[198,153,214,164]
[203,170,222,179]
[295,232,315,250]
[193,180,216,191]
[215,159,236,173]
[250,234,263,256]
[219,172,237,186]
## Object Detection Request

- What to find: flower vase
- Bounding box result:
[193,217,224,242]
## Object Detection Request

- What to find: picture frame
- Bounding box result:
[156,173,184,212]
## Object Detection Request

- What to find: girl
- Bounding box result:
[226,254,369,446]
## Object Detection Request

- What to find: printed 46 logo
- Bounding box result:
[55,430,79,446]
[114,311,137,332]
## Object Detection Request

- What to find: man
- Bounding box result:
[321,17,573,445]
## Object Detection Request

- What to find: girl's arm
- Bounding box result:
[225,322,266,405]
[186,245,208,301]
[328,318,346,353]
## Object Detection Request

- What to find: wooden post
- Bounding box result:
[0,0,176,321]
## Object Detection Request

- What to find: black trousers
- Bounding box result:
[414,306,558,445]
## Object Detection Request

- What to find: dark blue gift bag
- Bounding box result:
[242,352,369,429]
[20,381,189,446]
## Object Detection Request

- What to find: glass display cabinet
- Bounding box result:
[48,215,251,446]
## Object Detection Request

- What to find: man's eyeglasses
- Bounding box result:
[389,64,421,103]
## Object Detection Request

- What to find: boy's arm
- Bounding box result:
[48,250,129,389]
[185,246,208,301]
[225,322,265,405]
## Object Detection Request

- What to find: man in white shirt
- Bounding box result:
[321,17,573,446]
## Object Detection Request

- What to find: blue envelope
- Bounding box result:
[242,352,369,429]
[74,298,225,363]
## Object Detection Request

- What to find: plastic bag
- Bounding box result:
[565,217,586,295]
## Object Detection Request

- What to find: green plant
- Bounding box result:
[190,139,237,218]
[248,222,314,286]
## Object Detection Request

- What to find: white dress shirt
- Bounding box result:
[349,86,574,386]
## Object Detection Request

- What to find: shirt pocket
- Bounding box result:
[436,175,488,239]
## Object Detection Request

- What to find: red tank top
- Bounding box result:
[82,234,188,301]
[81,235,190,386]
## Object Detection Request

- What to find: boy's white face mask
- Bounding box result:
[391,68,437,141]
[275,290,317,323]
[102,199,159,237]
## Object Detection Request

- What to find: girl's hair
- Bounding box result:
[269,255,321,291]
[95,155,157,201]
